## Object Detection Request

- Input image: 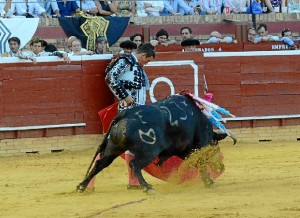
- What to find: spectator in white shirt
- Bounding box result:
[15,0,48,18]
[0,0,16,17]
[37,0,60,17]
[136,0,164,16]
[77,0,98,16]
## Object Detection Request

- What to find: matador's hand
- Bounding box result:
[124,95,134,105]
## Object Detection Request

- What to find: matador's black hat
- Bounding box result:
[181,38,200,47]
[120,40,137,49]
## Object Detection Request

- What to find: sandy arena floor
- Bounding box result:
[0,140,299,218]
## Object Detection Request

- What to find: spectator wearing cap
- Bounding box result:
[94,36,109,54]
[181,38,200,52]
[119,40,137,54]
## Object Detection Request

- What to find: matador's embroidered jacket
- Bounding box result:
[105,53,149,111]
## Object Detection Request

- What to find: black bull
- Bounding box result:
[77,94,237,193]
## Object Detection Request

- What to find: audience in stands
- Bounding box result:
[181,26,193,40]
[45,44,59,52]
[57,0,80,17]
[1,36,21,57]
[205,31,237,43]
[130,33,143,47]
[288,0,300,13]
[0,0,15,17]
[15,0,48,18]
[150,28,176,47]
[136,1,164,16]
[164,0,195,15]
[199,0,218,14]
[38,0,61,17]
[181,38,200,51]
[76,0,98,16]
[119,40,137,54]
[281,28,298,49]
[181,0,200,15]
[256,23,280,42]
[225,0,249,14]
[93,36,109,54]
[40,39,48,53]
[264,0,286,13]
[16,37,70,63]
[95,0,117,16]
[68,38,93,55]
[115,0,136,17]
[247,27,257,43]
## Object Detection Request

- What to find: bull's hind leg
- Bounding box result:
[129,157,155,193]
[76,155,117,192]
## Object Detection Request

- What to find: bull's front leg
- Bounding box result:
[129,161,155,194]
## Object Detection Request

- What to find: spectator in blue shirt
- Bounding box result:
[57,0,80,17]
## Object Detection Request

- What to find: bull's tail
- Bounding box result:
[84,115,122,178]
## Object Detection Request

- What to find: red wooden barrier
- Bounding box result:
[1,51,300,139]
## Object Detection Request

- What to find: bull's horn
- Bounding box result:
[227,130,237,145]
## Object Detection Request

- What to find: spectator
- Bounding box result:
[136,0,164,16]
[164,0,194,15]
[256,23,280,42]
[66,36,89,53]
[93,36,109,54]
[15,0,48,18]
[1,36,21,57]
[94,0,117,16]
[264,0,286,13]
[68,38,93,55]
[0,0,15,17]
[119,40,137,54]
[247,27,257,43]
[200,0,222,14]
[180,26,193,40]
[227,0,249,13]
[181,38,200,52]
[76,0,98,16]
[281,28,298,49]
[39,39,48,53]
[115,0,136,17]
[37,0,61,17]
[130,33,144,47]
[17,37,70,63]
[288,0,300,13]
[57,0,80,17]
[181,0,200,15]
[205,31,238,43]
[44,44,58,52]
[150,28,176,47]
